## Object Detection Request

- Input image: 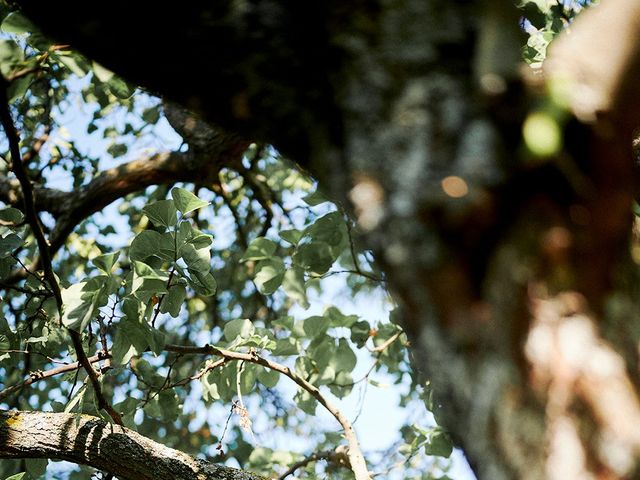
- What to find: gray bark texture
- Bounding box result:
[0,410,266,480]
[7,0,640,478]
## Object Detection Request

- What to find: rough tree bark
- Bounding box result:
[5,0,640,479]
[0,410,265,480]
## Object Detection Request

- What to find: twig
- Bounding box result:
[0,349,69,365]
[307,269,386,283]
[216,400,238,455]
[368,331,402,354]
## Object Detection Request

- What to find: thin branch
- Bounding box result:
[0,75,61,310]
[0,280,50,297]
[0,349,70,365]
[164,344,371,480]
[1,339,372,479]
[169,357,226,388]
[308,269,386,282]
[0,352,108,400]
[278,449,347,480]
[368,330,402,354]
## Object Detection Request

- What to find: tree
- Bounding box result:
[2,0,640,479]
[0,6,435,480]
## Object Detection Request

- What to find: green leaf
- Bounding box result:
[131,261,169,303]
[272,337,299,356]
[180,242,211,274]
[293,241,335,275]
[188,233,213,250]
[107,142,128,158]
[61,276,117,332]
[326,306,358,328]
[92,251,119,273]
[282,266,309,308]
[142,106,161,124]
[0,333,9,350]
[64,384,87,413]
[142,200,177,228]
[171,187,209,214]
[224,318,255,342]
[249,447,274,467]
[0,233,23,257]
[317,365,336,385]
[186,269,217,296]
[111,326,137,365]
[331,338,357,373]
[241,237,277,262]
[257,368,279,388]
[279,229,303,245]
[1,12,36,34]
[135,358,164,387]
[25,458,47,478]
[130,230,174,262]
[302,315,330,338]
[424,428,453,458]
[0,207,24,224]
[254,258,285,295]
[351,320,371,347]
[92,62,114,82]
[0,39,23,75]
[302,189,329,206]
[107,76,135,99]
[294,389,317,415]
[329,371,354,398]
[157,390,180,421]
[160,283,186,318]
[302,212,346,247]
[201,370,220,401]
[239,363,257,394]
[57,53,89,77]
[308,336,335,370]
[5,473,26,480]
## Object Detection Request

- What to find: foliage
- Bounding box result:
[520,0,592,67]
[0,4,449,479]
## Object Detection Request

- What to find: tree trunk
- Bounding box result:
[0,410,265,480]
[10,0,640,478]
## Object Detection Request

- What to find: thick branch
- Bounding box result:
[0,410,266,480]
